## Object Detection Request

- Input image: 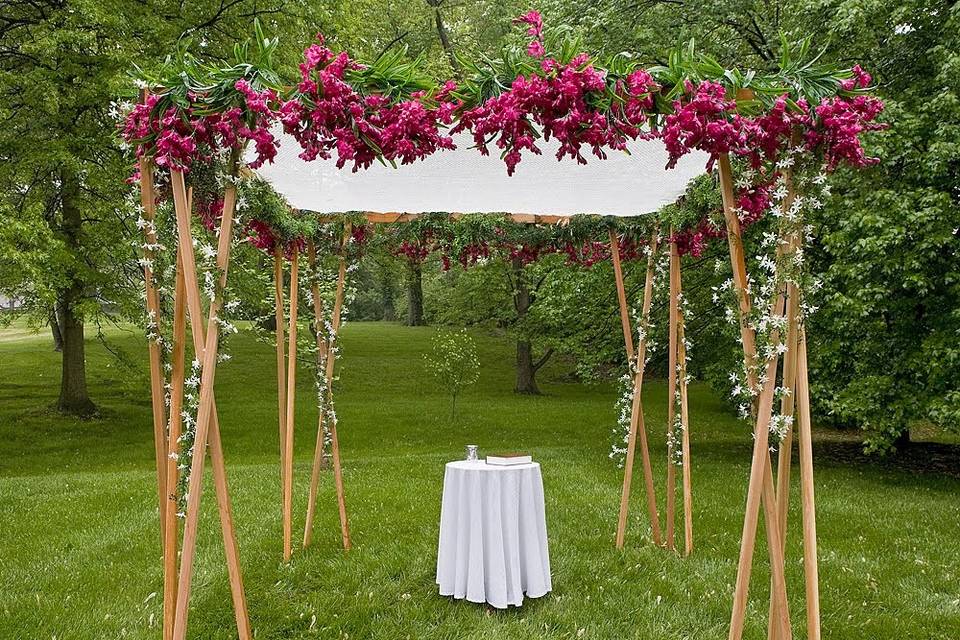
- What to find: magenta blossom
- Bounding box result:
[513,11,543,39]
[662,80,744,170]
[453,12,658,175]
[282,36,456,171]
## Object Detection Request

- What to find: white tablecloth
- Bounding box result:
[436,460,551,608]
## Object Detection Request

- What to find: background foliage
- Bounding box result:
[1,0,957,451]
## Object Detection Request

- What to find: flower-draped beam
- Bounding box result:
[120,12,886,262]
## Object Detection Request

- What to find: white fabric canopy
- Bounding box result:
[252,130,709,217]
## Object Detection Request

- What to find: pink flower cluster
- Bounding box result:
[809,94,885,170]
[196,197,224,232]
[121,80,280,172]
[233,79,281,168]
[244,218,279,252]
[122,94,206,171]
[662,76,884,173]
[280,36,455,172]
[662,80,744,171]
[243,219,306,258]
[670,182,772,257]
[662,72,883,256]
[453,11,659,175]
[515,11,545,58]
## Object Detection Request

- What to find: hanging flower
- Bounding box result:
[662,80,744,170]
[452,12,659,175]
[281,36,456,172]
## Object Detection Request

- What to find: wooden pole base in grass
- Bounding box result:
[665,234,679,551]
[611,229,663,549]
[165,168,251,640]
[718,151,825,640]
[303,239,330,549]
[660,236,695,555]
[274,246,287,545]
[611,226,700,552]
[137,156,169,551]
[768,280,800,639]
[283,246,300,563]
[302,225,353,551]
[796,328,822,640]
[675,247,693,557]
[162,253,187,640]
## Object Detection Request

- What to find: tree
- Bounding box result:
[0,0,326,414]
[424,328,480,420]
[544,0,960,452]
[803,1,960,452]
[509,257,555,394]
[407,261,427,326]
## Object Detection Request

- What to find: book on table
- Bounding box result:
[485,453,532,466]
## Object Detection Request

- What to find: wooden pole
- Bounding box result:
[796,329,822,640]
[282,247,299,562]
[768,281,800,639]
[664,234,679,551]
[328,224,352,550]
[615,229,662,548]
[206,413,251,639]
[274,247,287,526]
[304,239,330,548]
[137,156,168,547]
[718,154,792,640]
[170,170,250,640]
[162,255,186,640]
[677,270,693,557]
[609,230,635,359]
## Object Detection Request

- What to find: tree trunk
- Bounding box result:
[49,307,63,352]
[893,428,911,452]
[429,2,461,75]
[56,168,95,416]
[512,257,546,394]
[515,339,540,395]
[382,278,396,322]
[407,261,426,326]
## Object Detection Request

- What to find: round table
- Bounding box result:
[436,460,552,608]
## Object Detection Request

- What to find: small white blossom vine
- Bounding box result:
[610,235,674,466]
[714,145,829,451]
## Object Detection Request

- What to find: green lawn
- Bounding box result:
[1,321,958,639]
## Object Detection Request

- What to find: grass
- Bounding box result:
[0,320,958,639]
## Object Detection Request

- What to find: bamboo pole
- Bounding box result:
[137,156,168,547]
[796,329,821,640]
[609,230,635,360]
[206,410,251,639]
[274,247,287,523]
[718,154,792,640]
[677,272,693,557]
[282,247,300,562]
[170,170,250,640]
[162,254,186,640]
[304,239,330,548]
[327,225,352,550]
[664,234,679,551]
[615,229,662,549]
[768,281,800,639]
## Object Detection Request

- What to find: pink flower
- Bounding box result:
[662,80,743,169]
[527,40,545,58]
[811,94,886,170]
[283,34,457,172]
[452,13,658,175]
[840,64,873,91]
[513,10,543,39]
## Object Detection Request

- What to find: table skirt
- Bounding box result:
[436,461,551,608]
